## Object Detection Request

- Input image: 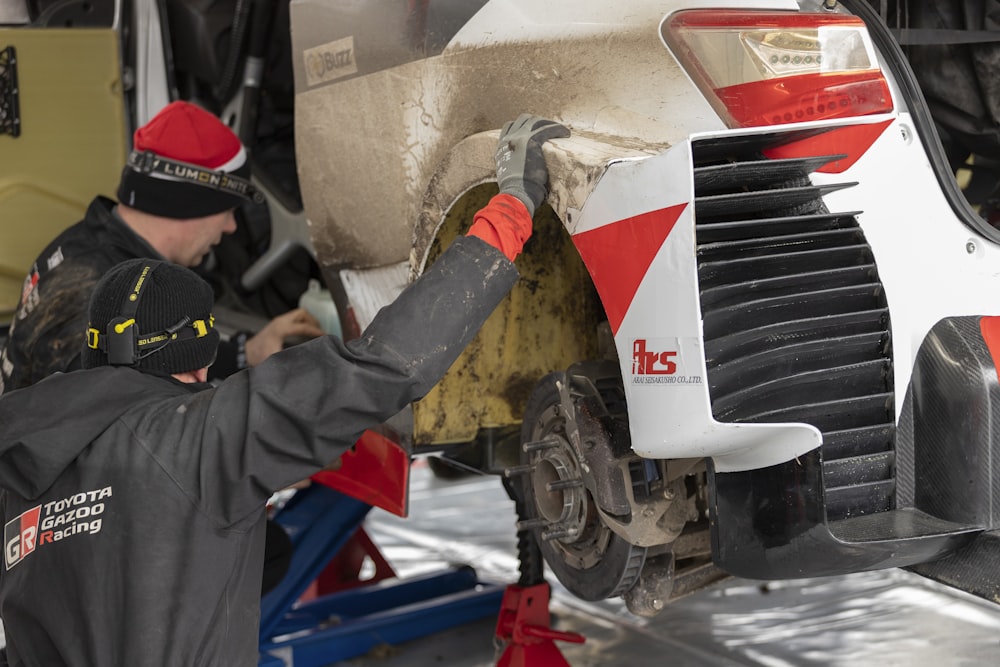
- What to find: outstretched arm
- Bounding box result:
[171,115,572,523]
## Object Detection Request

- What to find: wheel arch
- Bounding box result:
[409,131,639,449]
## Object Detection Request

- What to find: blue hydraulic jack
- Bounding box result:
[257,431,506,667]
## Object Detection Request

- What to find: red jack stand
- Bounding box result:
[297,526,397,603]
[494,582,585,667]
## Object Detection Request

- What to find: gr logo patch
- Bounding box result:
[5,505,41,570]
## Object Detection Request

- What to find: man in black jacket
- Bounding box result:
[0,114,569,666]
[0,100,324,396]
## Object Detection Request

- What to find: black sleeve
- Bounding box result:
[151,237,520,525]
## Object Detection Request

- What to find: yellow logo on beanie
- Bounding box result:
[130,265,152,302]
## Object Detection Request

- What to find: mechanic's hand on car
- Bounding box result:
[245,307,325,366]
[495,113,570,217]
[468,114,570,262]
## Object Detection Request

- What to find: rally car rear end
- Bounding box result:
[289,0,1000,608]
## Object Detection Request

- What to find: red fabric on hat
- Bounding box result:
[119,101,250,218]
[133,101,242,169]
[467,194,533,262]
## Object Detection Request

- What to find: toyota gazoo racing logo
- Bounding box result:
[631,339,702,386]
[5,486,112,570]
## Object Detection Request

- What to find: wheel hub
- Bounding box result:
[516,368,647,600]
[525,406,612,570]
[527,428,588,544]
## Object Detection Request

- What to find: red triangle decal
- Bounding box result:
[572,203,687,335]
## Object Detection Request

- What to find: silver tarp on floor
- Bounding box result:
[353,460,1000,667]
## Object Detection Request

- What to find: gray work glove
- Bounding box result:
[495,113,571,217]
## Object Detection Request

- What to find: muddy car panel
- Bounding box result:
[290,0,1000,479]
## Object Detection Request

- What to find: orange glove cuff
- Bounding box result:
[466,194,533,262]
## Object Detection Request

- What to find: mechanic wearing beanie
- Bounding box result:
[0,114,570,667]
[0,100,324,397]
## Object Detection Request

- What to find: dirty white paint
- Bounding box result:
[291,0,785,269]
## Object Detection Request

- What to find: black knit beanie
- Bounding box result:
[83,259,220,374]
[117,101,253,219]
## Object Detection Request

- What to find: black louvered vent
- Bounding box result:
[693,133,895,521]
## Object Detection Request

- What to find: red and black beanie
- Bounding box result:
[83,258,220,375]
[117,101,252,219]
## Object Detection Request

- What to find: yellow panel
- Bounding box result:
[0,185,85,312]
[413,185,605,445]
[0,28,127,317]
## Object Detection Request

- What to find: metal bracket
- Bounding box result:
[1,46,21,138]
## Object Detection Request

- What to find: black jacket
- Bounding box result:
[0,197,242,395]
[0,236,518,667]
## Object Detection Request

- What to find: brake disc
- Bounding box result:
[514,371,646,601]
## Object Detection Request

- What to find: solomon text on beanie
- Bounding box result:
[83,258,220,374]
[117,101,260,219]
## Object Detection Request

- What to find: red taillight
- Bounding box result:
[662,10,893,129]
